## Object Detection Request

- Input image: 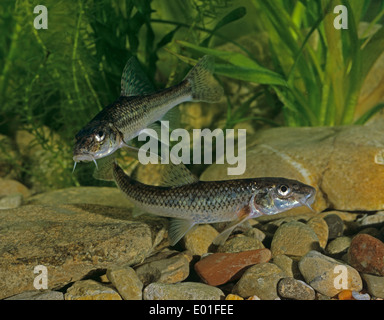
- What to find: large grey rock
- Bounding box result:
[0,201,168,299]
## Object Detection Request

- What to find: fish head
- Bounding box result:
[73,122,123,166]
[251,178,316,216]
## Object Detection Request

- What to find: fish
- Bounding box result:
[73,55,223,170]
[99,159,316,246]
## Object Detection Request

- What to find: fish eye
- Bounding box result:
[95,131,105,142]
[278,184,291,197]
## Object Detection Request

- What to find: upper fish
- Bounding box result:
[103,160,316,246]
[73,56,223,168]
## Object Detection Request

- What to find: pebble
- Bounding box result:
[244,227,266,242]
[272,254,301,279]
[64,279,122,300]
[217,235,264,253]
[358,211,384,227]
[143,282,224,300]
[194,249,271,286]
[352,291,370,300]
[5,290,64,300]
[338,290,353,300]
[182,224,219,256]
[270,221,320,257]
[277,277,316,300]
[0,193,23,209]
[232,263,285,300]
[106,267,143,300]
[361,273,384,298]
[225,294,244,300]
[134,251,190,285]
[323,214,344,239]
[0,179,31,199]
[347,233,384,276]
[307,217,329,249]
[358,227,381,239]
[325,236,352,257]
[299,250,362,297]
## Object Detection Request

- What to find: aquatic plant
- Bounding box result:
[176,0,384,127]
[0,0,243,188]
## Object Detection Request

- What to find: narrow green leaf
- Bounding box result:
[168,48,286,86]
[361,25,384,80]
[177,40,261,69]
[201,7,247,47]
[215,64,287,86]
[157,26,180,49]
[354,103,384,125]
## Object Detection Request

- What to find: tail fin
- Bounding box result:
[184,55,223,103]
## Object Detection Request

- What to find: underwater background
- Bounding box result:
[2,0,384,302]
[0,0,384,193]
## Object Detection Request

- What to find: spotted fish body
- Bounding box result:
[73,56,223,166]
[112,163,316,245]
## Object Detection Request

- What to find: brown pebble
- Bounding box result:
[194,248,271,286]
[348,234,384,276]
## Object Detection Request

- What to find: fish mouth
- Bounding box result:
[72,154,98,172]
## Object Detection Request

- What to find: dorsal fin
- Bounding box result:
[120,57,156,96]
[159,162,198,187]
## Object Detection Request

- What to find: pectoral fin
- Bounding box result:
[212,206,255,246]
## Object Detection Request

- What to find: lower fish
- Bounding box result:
[108,161,316,246]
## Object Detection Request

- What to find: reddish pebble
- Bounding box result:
[347,234,384,276]
[194,249,271,286]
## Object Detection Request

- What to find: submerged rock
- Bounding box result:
[347,234,384,276]
[65,279,121,300]
[299,251,362,297]
[0,202,168,299]
[106,267,143,300]
[232,262,285,300]
[27,186,134,208]
[143,282,224,300]
[194,248,271,286]
[270,221,320,257]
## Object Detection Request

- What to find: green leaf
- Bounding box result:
[201,7,247,47]
[214,63,287,86]
[170,46,286,86]
[177,40,261,68]
[361,25,384,80]
[354,103,384,125]
[157,26,180,49]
